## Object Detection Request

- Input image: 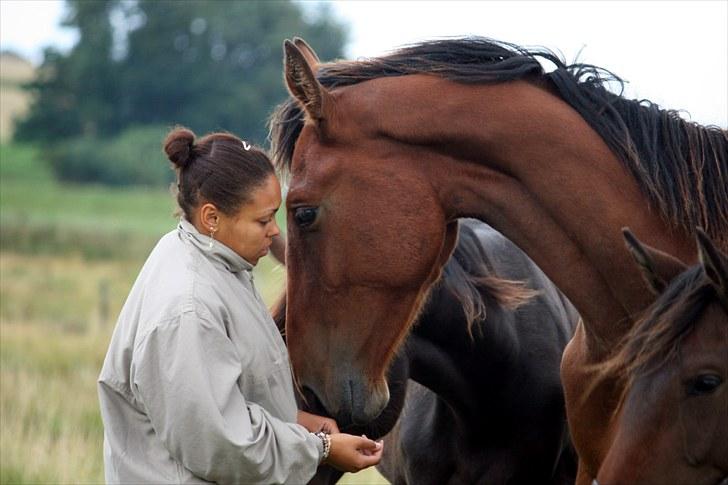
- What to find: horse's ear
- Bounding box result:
[292,37,320,73]
[622,227,687,294]
[283,39,331,123]
[696,227,728,306]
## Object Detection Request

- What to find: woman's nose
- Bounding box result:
[270,220,281,237]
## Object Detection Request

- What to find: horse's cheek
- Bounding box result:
[679,391,726,463]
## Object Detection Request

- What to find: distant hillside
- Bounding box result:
[0,51,35,142]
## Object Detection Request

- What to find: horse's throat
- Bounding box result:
[561,323,622,478]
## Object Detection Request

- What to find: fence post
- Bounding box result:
[98,279,110,329]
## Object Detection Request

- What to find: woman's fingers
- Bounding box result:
[323,418,340,434]
[355,435,383,458]
[354,440,383,470]
[327,433,384,472]
[296,410,340,434]
[357,435,381,451]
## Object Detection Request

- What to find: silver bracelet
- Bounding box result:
[314,431,331,462]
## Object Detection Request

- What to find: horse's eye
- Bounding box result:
[293,207,318,228]
[686,374,723,396]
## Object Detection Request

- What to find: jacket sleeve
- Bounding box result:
[130,312,323,485]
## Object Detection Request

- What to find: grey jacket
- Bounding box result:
[98,218,322,484]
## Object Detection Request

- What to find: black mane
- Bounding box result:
[436,220,536,335]
[269,37,728,246]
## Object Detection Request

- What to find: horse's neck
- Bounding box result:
[381,77,694,351]
[405,332,482,425]
[406,304,517,424]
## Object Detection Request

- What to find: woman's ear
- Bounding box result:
[199,203,220,233]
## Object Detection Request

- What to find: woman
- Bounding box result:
[98,127,383,484]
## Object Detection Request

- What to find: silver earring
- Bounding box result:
[208,227,216,250]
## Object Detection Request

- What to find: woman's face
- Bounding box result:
[216,174,282,265]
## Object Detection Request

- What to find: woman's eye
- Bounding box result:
[293,207,318,228]
[686,374,723,396]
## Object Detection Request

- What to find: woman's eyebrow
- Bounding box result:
[258,207,279,217]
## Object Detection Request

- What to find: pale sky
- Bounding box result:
[1,0,726,126]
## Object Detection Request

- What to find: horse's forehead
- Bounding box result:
[680,303,728,377]
[291,126,379,182]
[292,127,337,165]
[291,126,321,169]
[681,303,728,357]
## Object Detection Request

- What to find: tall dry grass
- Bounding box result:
[1,323,108,483]
[1,253,128,483]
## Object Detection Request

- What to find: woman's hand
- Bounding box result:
[325,433,383,472]
[297,410,339,434]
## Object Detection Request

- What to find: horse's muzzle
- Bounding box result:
[344,377,390,426]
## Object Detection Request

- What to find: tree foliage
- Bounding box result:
[48,124,173,187]
[16,0,347,146]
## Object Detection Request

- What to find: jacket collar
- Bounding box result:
[178,218,253,274]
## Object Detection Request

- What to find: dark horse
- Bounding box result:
[273,220,578,484]
[271,37,728,484]
[377,219,578,484]
[595,228,728,485]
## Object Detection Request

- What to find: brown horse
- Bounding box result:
[594,228,728,485]
[270,37,728,483]
[272,220,578,484]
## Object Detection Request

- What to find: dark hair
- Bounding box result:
[163,126,274,220]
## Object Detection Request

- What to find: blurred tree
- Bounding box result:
[16,0,347,146]
[16,0,121,141]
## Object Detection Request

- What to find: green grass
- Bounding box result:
[0,143,388,484]
[0,144,53,183]
[1,143,178,259]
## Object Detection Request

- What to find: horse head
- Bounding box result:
[278,39,457,424]
[596,228,728,485]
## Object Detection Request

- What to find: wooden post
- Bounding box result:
[98,279,110,329]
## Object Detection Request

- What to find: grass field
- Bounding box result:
[0,143,388,484]
[0,144,178,260]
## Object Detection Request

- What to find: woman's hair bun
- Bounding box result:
[164,127,196,169]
